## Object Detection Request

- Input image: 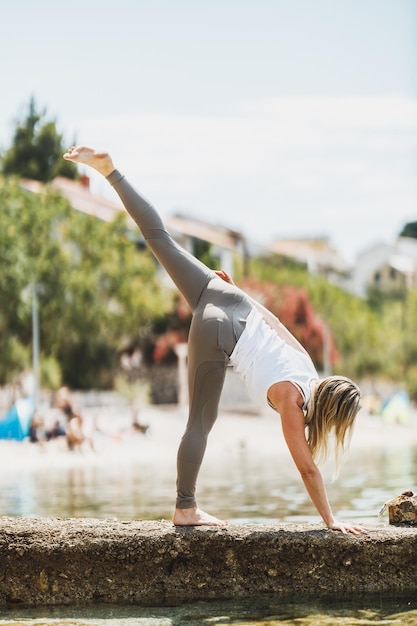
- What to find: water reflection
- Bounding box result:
[0,409,416,524]
[1,594,417,625]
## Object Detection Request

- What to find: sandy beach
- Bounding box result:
[0,402,415,471]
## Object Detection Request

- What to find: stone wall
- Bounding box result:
[1,517,416,606]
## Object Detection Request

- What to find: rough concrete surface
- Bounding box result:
[0,517,416,607]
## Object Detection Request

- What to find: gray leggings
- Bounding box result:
[108,170,252,509]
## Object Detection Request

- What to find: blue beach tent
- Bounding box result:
[0,398,35,440]
[381,390,411,426]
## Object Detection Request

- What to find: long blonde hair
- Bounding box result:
[305,376,361,467]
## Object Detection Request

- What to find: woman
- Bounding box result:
[63,146,365,535]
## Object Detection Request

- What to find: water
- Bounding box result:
[0,406,416,625]
[1,595,417,625]
[0,407,415,524]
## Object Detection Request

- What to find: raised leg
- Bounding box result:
[64,146,214,311]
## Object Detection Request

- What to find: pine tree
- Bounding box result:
[1,96,78,182]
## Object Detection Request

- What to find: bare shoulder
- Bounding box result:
[268,381,304,414]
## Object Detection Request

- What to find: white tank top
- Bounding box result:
[229,308,318,410]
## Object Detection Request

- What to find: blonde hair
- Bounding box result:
[305,376,361,468]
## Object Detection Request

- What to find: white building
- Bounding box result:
[350,237,417,297]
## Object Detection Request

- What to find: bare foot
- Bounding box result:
[63,146,115,177]
[173,507,228,527]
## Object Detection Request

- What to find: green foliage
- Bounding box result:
[192,238,219,270]
[246,253,417,385]
[0,337,31,385]
[248,253,309,288]
[0,178,170,389]
[403,289,417,399]
[399,221,417,239]
[1,97,78,182]
[239,275,331,371]
[40,355,62,390]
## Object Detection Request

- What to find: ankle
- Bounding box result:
[97,159,115,178]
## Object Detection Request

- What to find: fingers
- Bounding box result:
[347,524,368,535]
[329,522,368,535]
[345,526,360,535]
[214,269,234,285]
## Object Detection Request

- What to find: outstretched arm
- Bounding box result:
[269,382,367,535]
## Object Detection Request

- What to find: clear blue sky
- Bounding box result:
[1,0,416,262]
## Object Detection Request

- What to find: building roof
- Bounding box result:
[20,176,127,224]
[19,176,245,252]
[267,236,350,274]
[166,213,245,250]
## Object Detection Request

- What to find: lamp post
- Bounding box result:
[32,283,40,409]
[322,320,331,378]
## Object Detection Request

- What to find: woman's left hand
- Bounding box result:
[327,521,368,535]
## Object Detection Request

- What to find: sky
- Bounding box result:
[1,0,416,263]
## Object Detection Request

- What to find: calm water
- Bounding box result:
[0,408,415,525]
[1,595,417,625]
[0,407,416,625]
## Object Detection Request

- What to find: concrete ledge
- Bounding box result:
[1,517,416,606]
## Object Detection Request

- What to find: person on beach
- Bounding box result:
[63,145,366,535]
[55,386,94,451]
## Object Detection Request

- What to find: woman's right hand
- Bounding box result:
[327,520,368,535]
[215,269,235,285]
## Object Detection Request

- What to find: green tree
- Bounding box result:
[404,288,417,400]
[399,221,417,239]
[0,178,170,389]
[1,97,78,182]
[247,252,401,382]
